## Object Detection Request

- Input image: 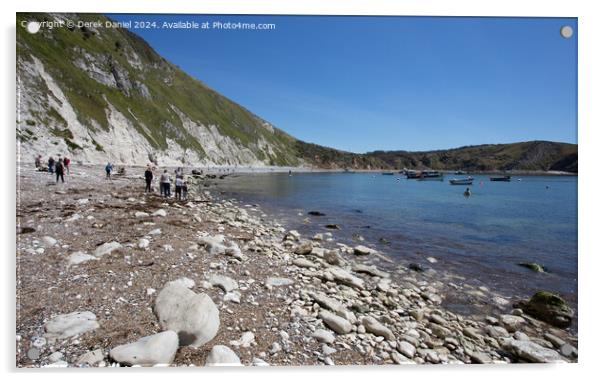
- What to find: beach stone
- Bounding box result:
[229,331,255,348]
[110,331,179,366]
[27,347,40,360]
[67,251,98,266]
[518,262,546,273]
[292,257,318,268]
[41,236,57,247]
[560,343,578,358]
[77,349,104,365]
[470,351,492,364]
[138,238,150,249]
[167,277,195,289]
[319,310,352,334]
[352,263,390,278]
[397,340,416,358]
[42,360,68,368]
[208,274,238,292]
[265,277,294,287]
[252,358,270,366]
[486,325,510,339]
[205,345,242,366]
[148,228,162,235]
[93,241,122,258]
[391,351,413,364]
[294,241,313,255]
[323,250,345,266]
[362,316,395,340]
[353,245,378,256]
[44,311,99,340]
[326,267,364,289]
[517,291,574,328]
[48,351,64,362]
[152,209,167,217]
[154,283,219,347]
[308,291,342,310]
[224,291,241,303]
[500,314,526,332]
[134,211,149,218]
[285,230,301,241]
[502,339,566,363]
[312,329,335,344]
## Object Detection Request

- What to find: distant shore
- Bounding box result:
[17,160,577,176]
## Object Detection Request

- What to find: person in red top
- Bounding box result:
[63,156,71,174]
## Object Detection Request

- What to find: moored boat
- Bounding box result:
[490,175,511,182]
[418,170,444,181]
[381,172,394,175]
[449,177,474,185]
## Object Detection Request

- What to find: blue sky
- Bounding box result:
[109,14,577,153]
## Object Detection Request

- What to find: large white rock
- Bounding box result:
[205,345,242,366]
[503,339,566,363]
[93,241,122,258]
[154,283,219,347]
[45,311,99,340]
[110,331,179,366]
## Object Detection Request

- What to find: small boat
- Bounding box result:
[418,170,444,181]
[381,172,395,175]
[449,177,474,185]
[490,176,511,182]
[455,170,467,175]
[406,170,421,179]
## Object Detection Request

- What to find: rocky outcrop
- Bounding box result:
[516,291,574,328]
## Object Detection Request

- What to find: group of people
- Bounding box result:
[144,165,188,200]
[34,154,70,184]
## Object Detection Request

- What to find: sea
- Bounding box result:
[215,172,577,319]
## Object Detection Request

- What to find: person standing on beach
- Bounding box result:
[48,156,55,174]
[105,162,113,179]
[34,155,41,169]
[63,156,71,174]
[160,170,171,198]
[175,176,183,200]
[182,180,188,200]
[144,165,154,193]
[55,158,65,184]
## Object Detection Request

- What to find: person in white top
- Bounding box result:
[175,176,184,200]
[160,170,171,197]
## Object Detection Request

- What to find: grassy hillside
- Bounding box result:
[365,141,578,172]
[17,13,300,165]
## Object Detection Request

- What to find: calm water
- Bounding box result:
[217,172,577,311]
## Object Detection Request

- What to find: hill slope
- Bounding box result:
[365,141,578,173]
[17,13,300,166]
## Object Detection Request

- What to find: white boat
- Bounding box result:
[449,177,474,185]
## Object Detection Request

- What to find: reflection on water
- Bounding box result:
[216,172,577,311]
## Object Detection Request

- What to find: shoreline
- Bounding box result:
[16,164,578,366]
[17,161,577,176]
